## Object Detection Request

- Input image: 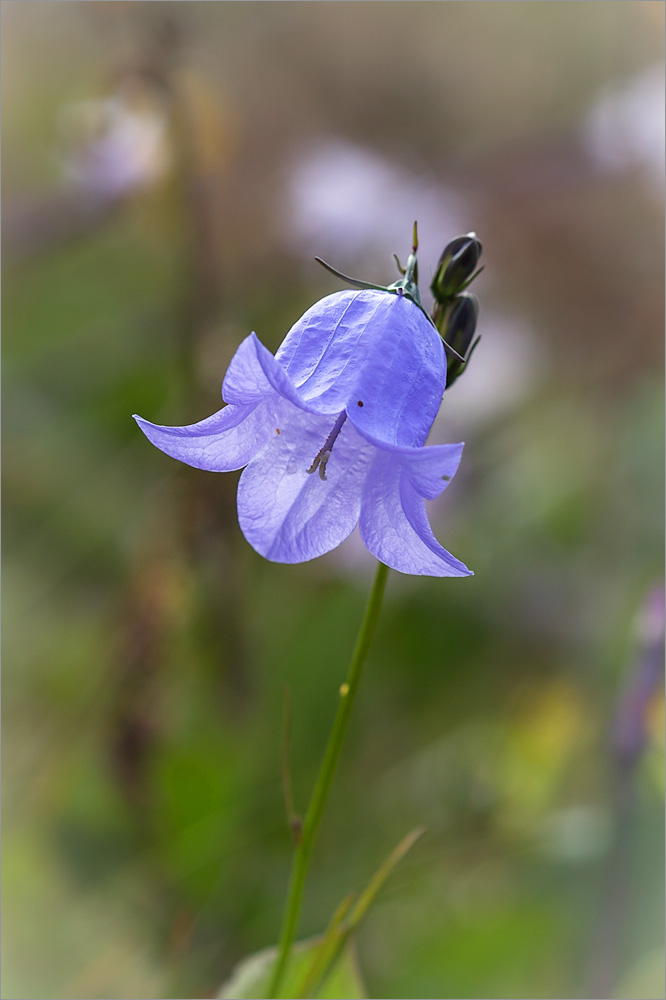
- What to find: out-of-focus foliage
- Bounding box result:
[2,3,664,999]
[217,939,366,1000]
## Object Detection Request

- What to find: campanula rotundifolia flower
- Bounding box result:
[135,268,472,576]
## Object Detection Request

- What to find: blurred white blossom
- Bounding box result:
[283,138,467,276]
[582,64,665,188]
[58,84,170,201]
[433,312,544,437]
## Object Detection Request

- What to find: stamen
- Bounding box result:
[307,411,347,481]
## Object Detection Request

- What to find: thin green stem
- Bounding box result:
[267,560,390,999]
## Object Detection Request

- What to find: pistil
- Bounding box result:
[307,411,348,481]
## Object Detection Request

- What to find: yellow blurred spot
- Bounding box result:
[339,683,350,697]
[498,679,588,823]
[513,679,586,760]
[646,690,665,750]
[174,69,240,175]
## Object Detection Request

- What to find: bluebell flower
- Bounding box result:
[135,289,471,577]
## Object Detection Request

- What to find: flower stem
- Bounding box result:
[268,560,390,999]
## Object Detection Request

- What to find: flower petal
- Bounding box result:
[276,290,446,446]
[353,427,465,500]
[223,333,306,410]
[276,290,384,396]
[133,401,273,472]
[398,442,464,499]
[359,450,472,577]
[237,403,374,562]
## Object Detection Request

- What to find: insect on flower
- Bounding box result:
[135,236,473,577]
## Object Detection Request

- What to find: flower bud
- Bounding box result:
[431,233,482,303]
[442,293,480,387]
[445,293,478,353]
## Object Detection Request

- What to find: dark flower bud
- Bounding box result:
[445,293,478,355]
[431,233,482,303]
[441,293,480,388]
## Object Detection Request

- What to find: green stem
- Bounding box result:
[268,560,390,999]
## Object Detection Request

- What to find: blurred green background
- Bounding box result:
[2,3,664,998]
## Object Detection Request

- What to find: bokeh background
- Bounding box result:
[2,3,664,998]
